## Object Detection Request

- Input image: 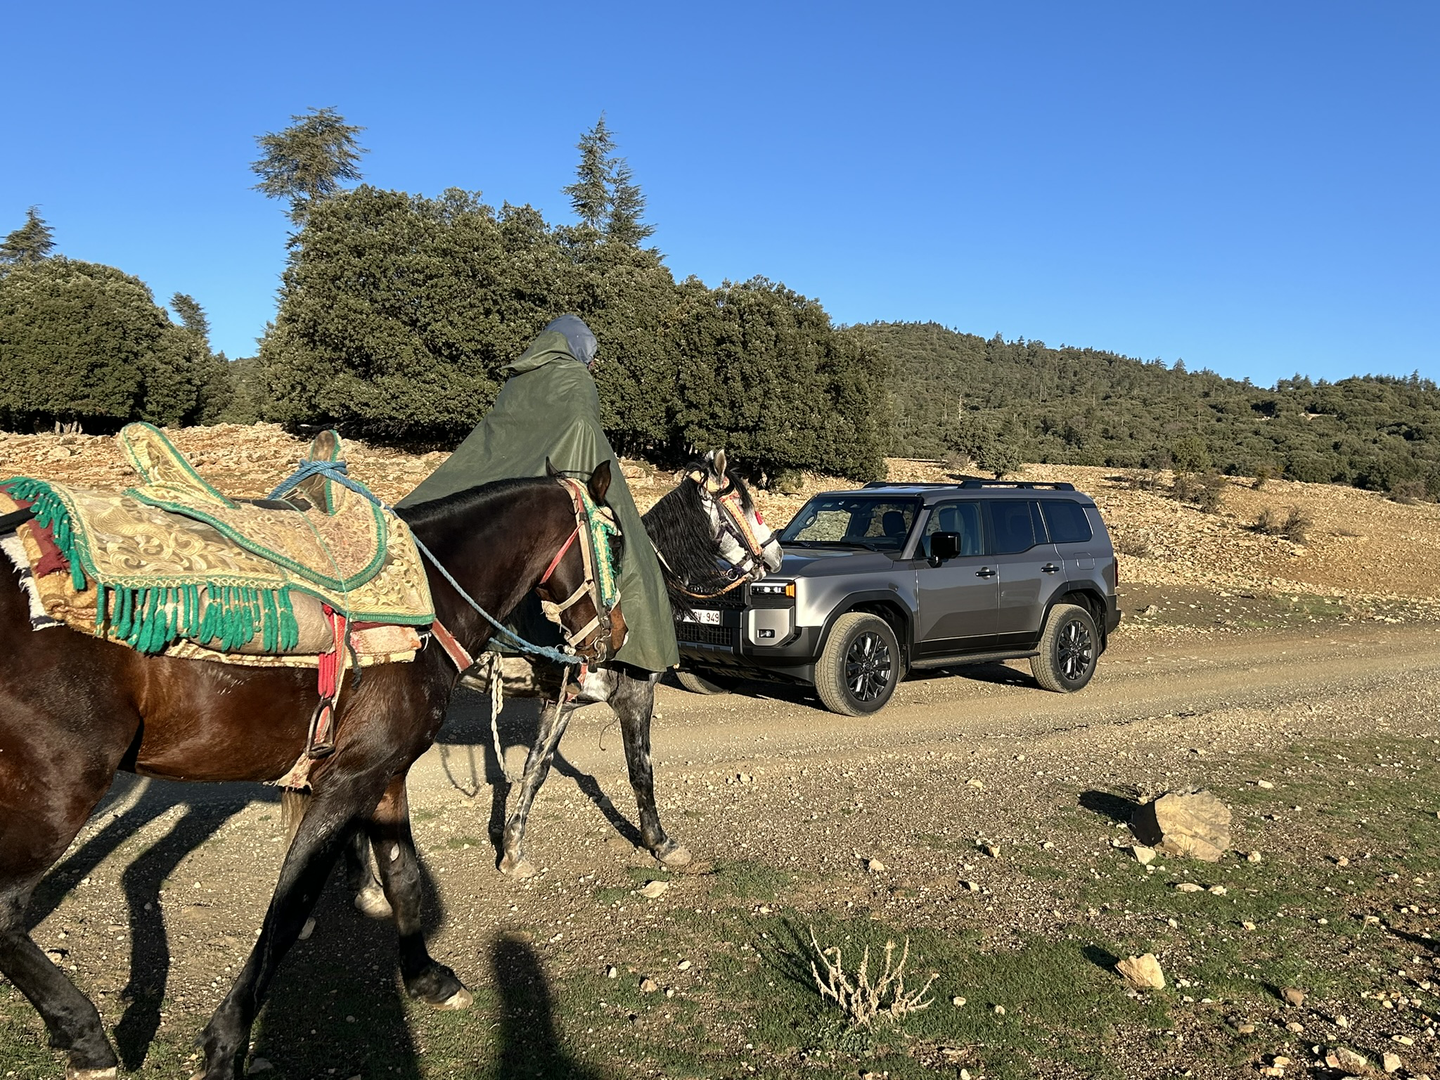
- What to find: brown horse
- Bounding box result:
[0,465,626,1080]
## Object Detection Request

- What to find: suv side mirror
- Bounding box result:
[929,532,960,563]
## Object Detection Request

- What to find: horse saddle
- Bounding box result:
[0,425,433,660]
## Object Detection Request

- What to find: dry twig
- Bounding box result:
[809,927,938,1026]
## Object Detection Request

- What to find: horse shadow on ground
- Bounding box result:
[29,774,280,1070]
[435,688,647,859]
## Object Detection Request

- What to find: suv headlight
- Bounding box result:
[750,581,795,598]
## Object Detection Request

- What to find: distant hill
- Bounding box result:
[850,321,1440,496]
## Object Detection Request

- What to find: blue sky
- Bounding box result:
[8,2,1437,387]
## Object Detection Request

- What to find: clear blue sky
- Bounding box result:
[8,1,1437,388]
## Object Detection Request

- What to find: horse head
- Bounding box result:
[536,460,628,664]
[689,449,784,580]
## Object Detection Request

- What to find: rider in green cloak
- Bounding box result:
[399,316,678,673]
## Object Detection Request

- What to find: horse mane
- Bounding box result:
[642,461,754,618]
[396,476,546,529]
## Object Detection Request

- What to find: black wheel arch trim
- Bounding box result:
[818,593,915,655]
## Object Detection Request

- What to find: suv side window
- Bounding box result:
[1039,499,1093,544]
[987,500,1041,554]
[921,501,983,557]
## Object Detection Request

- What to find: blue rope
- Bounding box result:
[269,459,581,666]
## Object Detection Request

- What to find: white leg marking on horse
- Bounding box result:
[390,843,400,862]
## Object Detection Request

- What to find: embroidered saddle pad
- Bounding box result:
[0,425,433,657]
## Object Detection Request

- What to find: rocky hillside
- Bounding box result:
[4,425,1438,616]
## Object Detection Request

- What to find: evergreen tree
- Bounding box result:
[170,292,211,343]
[0,207,56,268]
[0,259,202,429]
[251,107,367,225]
[607,159,654,246]
[562,116,654,247]
[563,115,614,232]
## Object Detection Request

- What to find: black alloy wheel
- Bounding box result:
[815,612,903,716]
[1031,602,1099,692]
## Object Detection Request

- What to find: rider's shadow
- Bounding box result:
[436,687,645,859]
[28,774,280,1071]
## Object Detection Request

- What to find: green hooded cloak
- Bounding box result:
[399,328,679,672]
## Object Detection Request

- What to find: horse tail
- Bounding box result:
[281,788,312,843]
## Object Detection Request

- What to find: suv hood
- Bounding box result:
[779,549,899,578]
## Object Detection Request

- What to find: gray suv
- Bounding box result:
[674,480,1121,715]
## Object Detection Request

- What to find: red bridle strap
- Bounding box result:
[538,526,580,586]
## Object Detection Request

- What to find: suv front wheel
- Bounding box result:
[1031,603,1098,692]
[815,612,903,716]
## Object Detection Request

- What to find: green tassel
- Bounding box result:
[261,590,278,652]
[279,589,298,650]
[114,588,131,641]
[95,584,108,631]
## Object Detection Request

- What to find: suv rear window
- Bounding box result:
[780,495,921,550]
[1040,500,1093,544]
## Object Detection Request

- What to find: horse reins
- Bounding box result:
[537,477,618,657]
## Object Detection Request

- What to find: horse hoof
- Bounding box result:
[67,1068,119,1080]
[436,987,474,1010]
[499,853,538,880]
[354,883,393,919]
[655,842,693,869]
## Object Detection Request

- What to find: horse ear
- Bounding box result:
[712,449,728,479]
[587,460,612,503]
[545,457,560,477]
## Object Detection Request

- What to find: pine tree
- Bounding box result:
[563,115,615,232]
[251,107,367,225]
[607,159,654,246]
[170,292,211,343]
[0,207,56,267]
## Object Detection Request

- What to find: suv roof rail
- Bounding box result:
[861,481,958,489]
[956,480,1076,490]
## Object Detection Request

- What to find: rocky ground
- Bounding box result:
[4,425,1440,1079]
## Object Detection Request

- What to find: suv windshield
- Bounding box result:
[779,495,921,551]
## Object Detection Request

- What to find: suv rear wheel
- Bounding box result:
[1031,603,1098,692]
[815,613,902,716]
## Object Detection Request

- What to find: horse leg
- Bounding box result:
[614,671,692,869]
[362,776,470,1008]
[196,779,382,1080]
[0,883,118,1079]
[498,698,576,880]
[342,828,392,919]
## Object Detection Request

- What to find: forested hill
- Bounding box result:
[853,321,1440,496]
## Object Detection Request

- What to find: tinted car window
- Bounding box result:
[1040,500,1093,544]
[780,496,921,550]
[988,500,1038,554]
[921,501,983,556]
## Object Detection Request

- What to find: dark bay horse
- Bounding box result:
[473,451,782,881]
[0,466,626,1080]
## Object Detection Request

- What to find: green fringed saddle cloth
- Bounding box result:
[0,424,433,656]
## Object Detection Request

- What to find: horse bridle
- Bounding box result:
[537,477,620,662]
[673,471,782,600]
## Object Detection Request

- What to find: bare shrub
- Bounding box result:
[1387,479,1428,505]
[1115,533,1155,558]
[1172,471,1225,514]
[1123,468,1163,493]
[809,928,937,1026]
[1254,506,1312,543]
[1251,464,1275,490]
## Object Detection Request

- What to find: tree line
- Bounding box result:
[862,321,1440,498]
[2,110,1437,498]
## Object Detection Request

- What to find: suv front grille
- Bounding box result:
[675,622,735,647]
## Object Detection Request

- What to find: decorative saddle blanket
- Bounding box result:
[0,424,433,662]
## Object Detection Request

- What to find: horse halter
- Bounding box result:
[538,477,621,662]
[675,469,782,599]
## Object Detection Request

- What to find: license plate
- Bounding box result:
[683,609,721,625]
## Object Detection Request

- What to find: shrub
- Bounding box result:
[1254,506,1312,543]
[1387,478,1429,505]
[1172,470,1225,513]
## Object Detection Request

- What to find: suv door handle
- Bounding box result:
[1041,563,1061,573]
[976,567,997,578]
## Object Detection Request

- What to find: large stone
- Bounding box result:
[1115,953,1165,989]
[1131,790,1231,862]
